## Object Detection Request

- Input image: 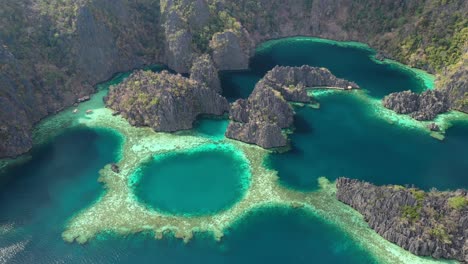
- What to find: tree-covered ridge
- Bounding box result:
[1,0,467,157]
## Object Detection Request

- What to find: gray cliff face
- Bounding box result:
[1,0,466,158]
[226,66,357,148]
[210,31,249,70]
[225,80,294,149]
[0,0,164,158]
[382,90,450,120]
[104,70,228,132]
[440,57,468,113]
[336,178,468,262]
[162,9,194,73]
[225,122,287,149]
[190,54,221,93]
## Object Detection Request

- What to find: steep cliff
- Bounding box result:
[337,178,467,262]
[105,70,228,132]
[225,66,358,148]
[0,0,164,157]
[1,0,467,157]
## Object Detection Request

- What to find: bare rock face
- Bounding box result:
[266,66,360,91]
[382,90,450,120]
[336,178,468,262]
[104,70,228,132]
[225,122,287,149]
[190,54,221,93]
[439,55,468,113]
[162,10,194,73]
[210,31,249,70]
[226,66,358,148]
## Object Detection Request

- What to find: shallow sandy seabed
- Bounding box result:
[17,84,459,264]
[11,41,467,263]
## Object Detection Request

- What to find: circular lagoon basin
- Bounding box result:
[132,144,250,216]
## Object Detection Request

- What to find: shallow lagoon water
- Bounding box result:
[0,37,466,263]
[0,126,375,263]
[133,144,250,216]
[267,93,468,191]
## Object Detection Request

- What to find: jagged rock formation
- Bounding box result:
[104,70,228,132]
[336,178,468,262]
[210,30,250,70]
[190,54,221,93]
[382,90,450,120]
[438,53,468,113]
[1,0,466,158]
[225,66,358,148]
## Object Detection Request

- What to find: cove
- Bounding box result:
[221,37,431,101]
[220,36,468,191]
[132,144,250,215]
[268,92,468,191]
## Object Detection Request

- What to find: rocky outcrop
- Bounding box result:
[382,90,450,120]
[104,70,228,132]
[439,54,468,113]
[225,122,287,149]
[1,0,466,158]
[162,10,194,73]
[210,30,250,71]
[226,66,358,148]
[336,178,468,262]
[190,54,221,93]
[265,66,359,101]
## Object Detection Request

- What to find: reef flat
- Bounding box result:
[25,77,458,264]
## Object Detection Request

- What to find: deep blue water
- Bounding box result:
[1,37,467,263]
[0,127,374,263]
[221,38,427,101]
[267,94,468,191]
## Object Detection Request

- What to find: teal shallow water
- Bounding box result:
[0,37,466,263]
[0,127,375,263]
[267,93,468,191]
[132,144,250,216]
[220,37,468,191]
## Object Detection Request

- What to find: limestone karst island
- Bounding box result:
[0,0,467,263]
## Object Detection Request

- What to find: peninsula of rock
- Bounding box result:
[336,178,468,262]
[225,66,359,148]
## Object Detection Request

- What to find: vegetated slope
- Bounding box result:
[0,0,466,157]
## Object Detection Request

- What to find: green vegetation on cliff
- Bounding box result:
[1,0,467,157]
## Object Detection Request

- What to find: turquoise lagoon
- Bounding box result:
[0,37,467,263]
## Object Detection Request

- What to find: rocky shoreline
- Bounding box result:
[225,66,358,148]
[382,90,450,121]
[336,178,468,262]
[1,0,466,158]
